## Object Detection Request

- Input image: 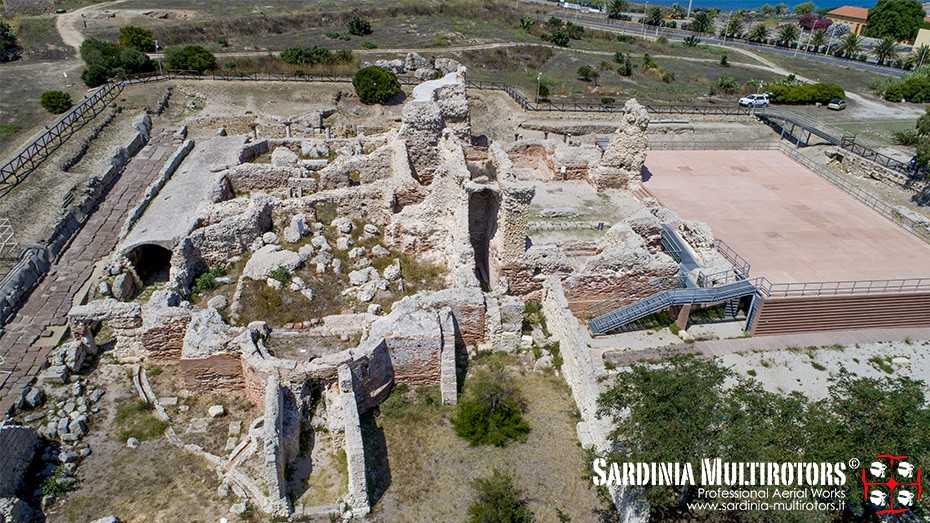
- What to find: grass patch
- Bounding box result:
[113,400,168,442]
[42,466,78,497]
[810,361,827,372]
[522,300,548,336]
[0,123,22,144]
[189,266,227,296]
[868,356,895,374]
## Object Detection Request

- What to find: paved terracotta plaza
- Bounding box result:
[643,149,930,284]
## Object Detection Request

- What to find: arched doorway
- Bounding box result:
[125,244,172,285]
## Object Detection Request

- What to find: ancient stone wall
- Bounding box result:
[336,365,370,517]
[180,352,247,393]
[0,425,37,498]
[541,277,646,523]
[262,377,290,516]
[588,100,649,190]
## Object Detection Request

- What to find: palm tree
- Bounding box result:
[872,37,899,66]
[690,10,715,35]
[668,3,686,18]
[808,28,827,51]
[777,24,800,47]
[607,0,630,19]
[837,33,863,58]
[908,44,930,70]
[747,23,770,42]
[724,14,745,39]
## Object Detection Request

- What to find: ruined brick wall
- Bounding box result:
[226,164,304,194]
[563,270,679,318]
[140,308,191,363]
[180,352,247,394]
[0,425,37,498]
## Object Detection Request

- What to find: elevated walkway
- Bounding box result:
[588,279,757,336]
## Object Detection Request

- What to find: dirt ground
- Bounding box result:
[366,354,603,523]
[0,83,167,273]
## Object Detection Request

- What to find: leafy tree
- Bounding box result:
[916,106,930,135]
[347,15,372,36]
[467,470,533,523]
[798,12,818,29]
[40,90,73,114]
[644,5,664,25]
[352,66,401,103]
[81,65,109,87]
[793,1,816,14]
[873,37,900,65]
[748,23,770,41]
[564,21,584,39]
[548,17,564,28]
[164,45,216,72]
[618,54,633,76]
[777,23,800,45]
[0,20,20,63]
[606,0,630,19]
[837,32,863,57]
[117,26,154,52]
[689,10,715,34]
[865,0,926,42]
[452,371,530,447]
[917,137,930,166]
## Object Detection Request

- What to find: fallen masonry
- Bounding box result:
[8,65,747,522]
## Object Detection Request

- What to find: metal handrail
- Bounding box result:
[715,239,751,277]
[754,276,930,299]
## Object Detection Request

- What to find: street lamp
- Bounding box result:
[642,0,649,39]
[686,0,693,19]
[154,40,163,76]
[535,71,542,104]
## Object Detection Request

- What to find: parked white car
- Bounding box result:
[738,94,769,107]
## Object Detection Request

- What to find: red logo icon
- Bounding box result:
[861,454,922,515]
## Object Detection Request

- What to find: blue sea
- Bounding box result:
[630,0,875,10]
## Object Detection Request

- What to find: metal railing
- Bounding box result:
[754,276,930,299]
[778,144,930,245]
[715,239,751,277]
[648,140,781,151]
[0,81,123,195]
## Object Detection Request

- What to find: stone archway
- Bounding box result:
[125,243,172,285]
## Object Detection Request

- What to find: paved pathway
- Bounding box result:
[0,130,175,416]
[604,327,930,367]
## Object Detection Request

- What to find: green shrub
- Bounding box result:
[467,469,534,523]
[766,82,844,104]
[719,52,729,67]
[710,74,740,95]
[347,15,372,36]
[352,66,401,103]
[281,46,353,66]
[547,30,570,46]
[42,466,78,497]
[40,90,72,114]
[164,45,216,72]
[190,266,226,295]
[0,20,20,63]
[452,372,530,447]
[118,25,154,52]
[363,42,377,49]
[79,37,156,86]
[269,266,292,284]
[601,96,616,105]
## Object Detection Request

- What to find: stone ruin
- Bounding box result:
[16,67,736,520]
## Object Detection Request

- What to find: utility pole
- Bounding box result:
[687,0,693,19]
[535,71,542,104]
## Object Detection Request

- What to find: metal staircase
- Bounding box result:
[588,279,759,336]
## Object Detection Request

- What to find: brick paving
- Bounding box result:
[0,131,175,417]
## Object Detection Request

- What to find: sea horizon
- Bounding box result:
[626,0,875,11]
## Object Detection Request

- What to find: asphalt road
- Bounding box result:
[520,0,907,78]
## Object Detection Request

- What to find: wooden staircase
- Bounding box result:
[750,293,930,336]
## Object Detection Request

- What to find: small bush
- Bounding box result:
[363,42,377,49]
[41,90,72,114]
[467,469,534,523]
[720,52,730,67]
[522,300,548,335]
[352,66,401,103]
[601,96,616,105]
[766,82,844,104]
[190,266,226,295]
[684,35,701,47]
[347,15,372,36]
[42,466,78,497]
[711,75,740,95]
[894,130,920,146]
[269,266,292,284]
[281,46,353,66]
[164,45,216,73]
[452,372,531,447]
